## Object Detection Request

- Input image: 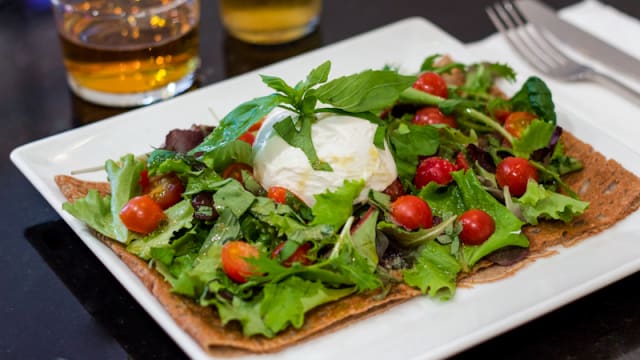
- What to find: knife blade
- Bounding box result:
[516,0,640,82]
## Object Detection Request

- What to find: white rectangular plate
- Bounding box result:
[11,17,640,360]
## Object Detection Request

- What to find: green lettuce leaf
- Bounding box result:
[260,276,355,334]
[516,180,589,225]
[403,240,461,300]
[62,190,117,239]
[213,180,256,218]
[200,139,253,173]
[105,154,145,243]
[311,179,365,230]
[146,149,200,176]
[350,208,380,270]
[512,119,556,158]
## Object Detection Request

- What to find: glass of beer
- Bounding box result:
[51,0,200,107]
[219,0,321,45]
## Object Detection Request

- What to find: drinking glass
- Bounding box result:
[219,0,321,45]
[51,0,200,107]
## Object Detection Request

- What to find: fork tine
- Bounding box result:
[486,2,552,74]
[506,1,570,66]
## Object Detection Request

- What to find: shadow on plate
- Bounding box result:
[25,220,188,360]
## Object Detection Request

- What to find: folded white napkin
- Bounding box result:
[468,0,640,153]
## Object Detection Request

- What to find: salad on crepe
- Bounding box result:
[61,54,593,344]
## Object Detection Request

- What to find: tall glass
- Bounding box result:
[51,0,200,107]
[219,0,321,45]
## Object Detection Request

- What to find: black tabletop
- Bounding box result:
[3,0,640,359]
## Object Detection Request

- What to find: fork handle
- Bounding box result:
[586,70,640,106]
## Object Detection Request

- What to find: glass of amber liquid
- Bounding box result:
[51,0,200,107]
[219,0,321,45]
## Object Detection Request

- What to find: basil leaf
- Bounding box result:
[189,94,283,155]
[296,60,331,93]
[272,114,332,171]
[315,70,416,112]
[261,75,296,99]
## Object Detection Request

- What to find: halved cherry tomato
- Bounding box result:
[271,242,313,266]
[119,195,165,234]
[390,195,433,230]
[222,162,253,185]
[221,241,260,283]
[457,209,495,245]
[414,156,458,189]
[455,152,470,171]
[412,72,448,98]
[144,173,184,210]
[504,111,536,138]
[238,131,255,145]
[412,107,457,128]
[267,186,288,204]
[496,157,539,197]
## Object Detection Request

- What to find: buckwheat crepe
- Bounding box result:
[54,130,640,355]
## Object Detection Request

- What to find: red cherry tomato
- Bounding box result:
[493,108,511,124]
[412,107,457,128]
[144,173,184,210]
[390,195,433,230]
[138,169,149,189]
[455,152,470,171]
[271,242,313,266]
[238,131,255,145]
[504,111,536,138]
[414,156,458,189]
[222,162,253,185]
[267,186,288,204]
[119,195,165,234]
[248,119,265,132]
[413,72,449,98]
[496,157,539,197]
[221,241,260,283]
[457,209,496,245]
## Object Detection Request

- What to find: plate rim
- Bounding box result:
[10,15,640,360]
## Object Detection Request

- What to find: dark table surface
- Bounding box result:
[3,0,640,359]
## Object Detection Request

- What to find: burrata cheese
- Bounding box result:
[252,108,397,206]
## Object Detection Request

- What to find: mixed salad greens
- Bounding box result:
[63,54,589,338]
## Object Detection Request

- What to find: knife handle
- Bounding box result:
[586,71,640,107]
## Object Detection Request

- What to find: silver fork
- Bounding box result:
[486,1,640,106]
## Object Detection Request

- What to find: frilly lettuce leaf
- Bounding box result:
[105,154,145,242]
[403,240,461,300]
[311,179,365,230]
[516,180,589,225]
[62,190,117,240]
